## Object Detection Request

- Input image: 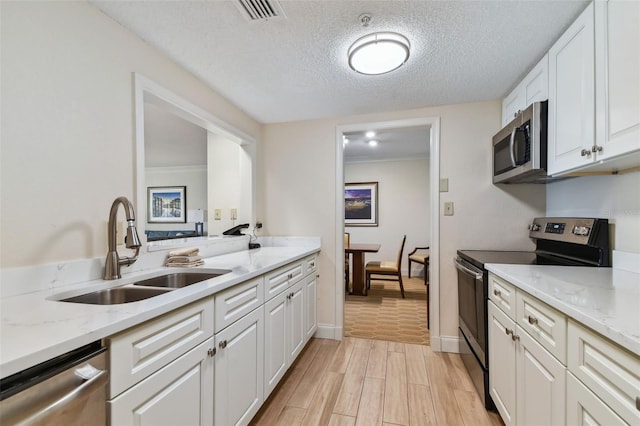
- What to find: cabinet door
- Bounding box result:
[523,54,548,108]
[503,87,525,127]
[548,2,595,175]
[288,279,305,361]
[515,325,566,426]
[215,306,264,426]
[304,272,318,341]
[488,302,517,426]
[595,0,640,161]
[110,337,215,426]
[567,372,627,426]
[264,290,288,398]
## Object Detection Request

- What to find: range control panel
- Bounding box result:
[529,217,602,245]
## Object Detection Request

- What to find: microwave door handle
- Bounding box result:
[509,126,517,167]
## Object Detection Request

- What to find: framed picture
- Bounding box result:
[345,182,378,227]
[147,186,186,223]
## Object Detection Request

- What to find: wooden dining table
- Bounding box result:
[345,243,381,296]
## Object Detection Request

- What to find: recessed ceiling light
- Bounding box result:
[365,131,376,138]
[368,140,378,147]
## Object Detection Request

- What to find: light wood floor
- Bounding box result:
[251,337,504,426]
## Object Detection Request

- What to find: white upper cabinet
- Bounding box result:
[502,54,549,127]
[547,2,596,175]
[546,0,640,176]
[594,0,640,162]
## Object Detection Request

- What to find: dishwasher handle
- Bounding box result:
[11,366,107,426]
[454,257,483,280]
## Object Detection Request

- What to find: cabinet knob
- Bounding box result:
[493,289,501,297]
[527,315,538,325]
[505,328,513,336]
[208,347,216,357]
[592,145,603,153]
[511,333,520,342]
[636,396,639,411]
[219,340,227,349]
[581,149,592,157]
[316,274,320,278]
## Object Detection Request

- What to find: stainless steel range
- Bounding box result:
[454,217,610,410]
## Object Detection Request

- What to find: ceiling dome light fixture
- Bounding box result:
[368,140,378,147]
[348,31,410,75]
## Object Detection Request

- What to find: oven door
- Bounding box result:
[455,257,487,367]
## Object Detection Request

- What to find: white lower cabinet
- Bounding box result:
[488,273,567,426]
[214,305,264,426]
[304,272,318,340]
[567,372,627,426]
[109,337,215,426]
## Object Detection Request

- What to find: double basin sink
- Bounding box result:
[59,271,230,305]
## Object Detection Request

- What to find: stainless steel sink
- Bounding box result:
[60,286,174,305]
[132,271,230,288]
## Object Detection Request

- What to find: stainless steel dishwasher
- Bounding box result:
[0,341,107,425]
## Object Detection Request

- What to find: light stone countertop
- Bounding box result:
[0,245,320,379]
[485,263,640,356]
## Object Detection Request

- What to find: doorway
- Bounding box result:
[335,117,441,347]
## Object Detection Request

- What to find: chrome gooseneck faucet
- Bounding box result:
[104,196,142,280]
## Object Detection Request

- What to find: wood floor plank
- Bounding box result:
[288,341,338,409]
[371,339,388,351]
[355,377,385,426]
[454,389,497,426]
[328,414,356,426]
[276,406,306,426]
[365,347,387,380]
[251,340,322,424]
[301,371,344,426]
[445,353,476,392]
[333,370,365,416]
[387,341,405,353]
[383,351,409,425]
[424,350,465,426]
[408,383,437,426]
[328,337,356,374]
[405,343,429,386]
[353,337,373,349]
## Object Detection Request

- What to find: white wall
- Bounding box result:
[0,1,260,268]
[344,159,430,275]
[260,100,547,341]
[547,172,640,253]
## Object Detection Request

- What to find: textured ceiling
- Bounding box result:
[91,0,589,125]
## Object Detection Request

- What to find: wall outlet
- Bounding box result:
[230,208,237,220]
[444,201,454,216]
[214,209,222,220]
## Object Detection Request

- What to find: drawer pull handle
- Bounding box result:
[527,315,538,325]
[493,289,501,297]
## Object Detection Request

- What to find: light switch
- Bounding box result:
[444,202,454,216]
[230,208,237,220]
[214,209,222,220]
[440,178,449,192]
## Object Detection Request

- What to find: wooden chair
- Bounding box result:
[365,235,406,297]
[408,246,430,286]
[408,246,430,328]
[344,232,350,292]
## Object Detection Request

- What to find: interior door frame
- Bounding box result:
[334,116,442,350]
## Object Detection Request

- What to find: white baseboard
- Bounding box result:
[315,324,342,340]
[431,335,462,353]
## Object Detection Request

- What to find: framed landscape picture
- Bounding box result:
[345,182,378,227]
[147,186,186,223]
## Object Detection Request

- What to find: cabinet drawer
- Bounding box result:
[516,291,567,364]
[568,320,640,425]
[489,273,517,321]
[567,372,627,426]
[215,277,265,333]
[304,255,318,277]
[265,260,304,300]
[108,297,214,397]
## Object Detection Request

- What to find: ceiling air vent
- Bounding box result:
[235,0,286,21]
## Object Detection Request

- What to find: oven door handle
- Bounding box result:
[454,258,483,280]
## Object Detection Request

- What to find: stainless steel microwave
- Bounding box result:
[492,100,552,184]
